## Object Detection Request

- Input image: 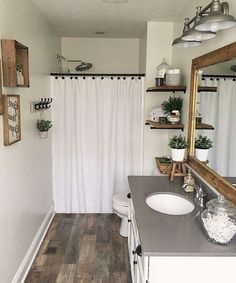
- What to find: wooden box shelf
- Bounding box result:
[1,39,29,87]
[146,85,187,93]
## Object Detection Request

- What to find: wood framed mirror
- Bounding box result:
[187,42,236,204]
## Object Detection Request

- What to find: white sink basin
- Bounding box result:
[146,193,194,215]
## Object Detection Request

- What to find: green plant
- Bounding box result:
[195,135,213,149]
[37,119,52,132]
[16,63,23,72]
[161,96,183,114]
[169,135,188,149]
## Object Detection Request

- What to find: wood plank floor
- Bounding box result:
[25,214,132,283]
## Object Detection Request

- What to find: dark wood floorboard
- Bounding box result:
[25,214,132,283]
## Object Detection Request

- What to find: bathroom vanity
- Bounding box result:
[128,176,236,283]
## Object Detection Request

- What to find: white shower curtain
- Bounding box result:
[199,78,236,176]
[51,76,144,213]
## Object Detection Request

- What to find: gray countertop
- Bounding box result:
[128,176,236,256]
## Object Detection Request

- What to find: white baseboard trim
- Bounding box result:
[11,206,55,283]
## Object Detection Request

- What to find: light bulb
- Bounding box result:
[195,35,202,41]
[210,22,220,32]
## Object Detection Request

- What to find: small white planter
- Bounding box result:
[38,131,48,139]
[195,148,209,162]
[171,148,185,161]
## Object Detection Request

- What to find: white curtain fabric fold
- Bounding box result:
[199,78,236,176]
[51,76,144,213]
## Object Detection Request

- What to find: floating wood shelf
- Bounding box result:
[196,123,214,130]
[146,85,187,93]
[198,86,217,92]
[145,120,184,130]
[1,39,30,87]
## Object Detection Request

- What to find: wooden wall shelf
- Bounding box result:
[1,39,29,87]
[145,120,184,130]
[198,86,217,92]
[146,86,187,93]
[146,121,214,131]
[196,123,214,130]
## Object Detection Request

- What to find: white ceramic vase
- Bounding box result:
[171,148,185,161]
[195,148,209,162]
[38,131,48,139]
[17,71,24,86]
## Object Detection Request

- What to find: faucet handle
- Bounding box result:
[198,185,206,197]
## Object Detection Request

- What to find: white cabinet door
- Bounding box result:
[129,200,149,283]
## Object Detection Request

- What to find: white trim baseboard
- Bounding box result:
[11,206,55,283]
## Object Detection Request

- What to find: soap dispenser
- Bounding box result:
[182,169,195,192]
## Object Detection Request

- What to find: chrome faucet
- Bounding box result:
[194,184,207,208]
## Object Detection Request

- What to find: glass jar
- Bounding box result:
[155,58,171,86]
[201,195,236,245]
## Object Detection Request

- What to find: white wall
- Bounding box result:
[61,37,140,73]
[139,27,147,73]
[143,22,174,174]
[172,0,236,128]
[0,0,60,282]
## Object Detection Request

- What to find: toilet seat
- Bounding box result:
[113,192,129,207]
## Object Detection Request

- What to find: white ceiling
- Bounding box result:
[31,0,191,38]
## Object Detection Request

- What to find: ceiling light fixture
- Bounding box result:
[172,18,202,48]
[195,0,236,32]
[173,1,236,48]
[182,7,216,41]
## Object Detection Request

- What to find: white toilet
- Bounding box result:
[112,191,129,237]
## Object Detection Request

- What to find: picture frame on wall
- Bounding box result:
[3,94,21,145]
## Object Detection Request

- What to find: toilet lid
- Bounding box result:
[113,192,129,207]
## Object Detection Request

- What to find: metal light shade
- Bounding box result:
[195,1,236,32]
[173,18,202,48]
[195,14,236,32]
[182,6,216,41]
[172,37,202,48]
[182,28,216,41]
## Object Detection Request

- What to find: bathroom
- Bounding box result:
[0,0,236,282]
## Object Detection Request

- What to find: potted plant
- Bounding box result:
[161,96,183,124]
[169,134,188,161]
[195,135,213,162]
[37,119,52,139]
[161,96,183,114]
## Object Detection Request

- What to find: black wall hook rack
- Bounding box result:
[31,98,53,112]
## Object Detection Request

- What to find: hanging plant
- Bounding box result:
[37,119,52,132]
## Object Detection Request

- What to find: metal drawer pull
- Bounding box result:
[127,192,131,199]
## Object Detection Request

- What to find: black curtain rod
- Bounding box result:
[202,74,236,79]
[50,73,145,77]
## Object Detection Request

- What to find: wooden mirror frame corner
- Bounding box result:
[187,42,236,204]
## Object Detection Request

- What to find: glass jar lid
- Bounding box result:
[206,195,236,214]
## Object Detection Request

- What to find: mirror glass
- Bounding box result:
[196,59,236,181]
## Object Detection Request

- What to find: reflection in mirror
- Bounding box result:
[196,59,236,178]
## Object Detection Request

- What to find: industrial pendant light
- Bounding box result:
[182,7,216,41]
[195,0,236,32]
[172,18,202,48]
